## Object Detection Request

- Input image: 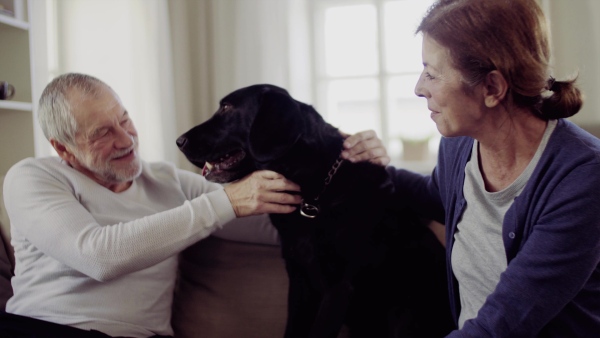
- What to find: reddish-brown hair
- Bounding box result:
[417,0,583,119]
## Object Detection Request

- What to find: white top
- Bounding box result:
[3,156,278,337]
[452,120,556,328]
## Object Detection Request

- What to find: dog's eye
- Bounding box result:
[221,103,233,112]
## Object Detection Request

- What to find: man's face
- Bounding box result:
[66,84,141,188]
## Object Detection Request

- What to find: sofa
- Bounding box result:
[0,174,450,338]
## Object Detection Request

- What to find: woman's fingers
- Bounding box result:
[341,130,391,166]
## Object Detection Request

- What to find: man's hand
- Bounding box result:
[223,170,302,217]
[341,130,390,166]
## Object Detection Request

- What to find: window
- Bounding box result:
[312,0,437,172]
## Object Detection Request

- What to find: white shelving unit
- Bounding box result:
[0,0,35,175]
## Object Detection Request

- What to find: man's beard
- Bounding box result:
[74,142,142,184]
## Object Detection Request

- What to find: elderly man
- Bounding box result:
[0,73,387,337]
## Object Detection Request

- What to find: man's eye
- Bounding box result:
[95,129,109,139]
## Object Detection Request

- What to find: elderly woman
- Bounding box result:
[343,0,600,336]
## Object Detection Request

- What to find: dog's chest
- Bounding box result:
[270,194,389,263]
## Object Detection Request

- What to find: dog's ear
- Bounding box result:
[248,90,305,163]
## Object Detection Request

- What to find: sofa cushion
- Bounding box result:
[172,236,288,338]
[0,175,14,310]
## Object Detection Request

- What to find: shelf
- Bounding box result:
[0,100,32,111]
[0,0,34,174]
[0,13,28,30]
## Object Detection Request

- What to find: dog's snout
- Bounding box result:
[176,136,187,149]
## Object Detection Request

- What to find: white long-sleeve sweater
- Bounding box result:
[2,157,277,337]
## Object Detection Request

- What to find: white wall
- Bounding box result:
[545,0,600,126]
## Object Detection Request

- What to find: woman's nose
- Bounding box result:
[414,73,426,98]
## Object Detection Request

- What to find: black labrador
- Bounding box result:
[177,84,453,338]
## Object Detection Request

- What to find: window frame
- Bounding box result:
[310,0,438,172]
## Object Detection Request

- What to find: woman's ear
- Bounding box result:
[483,70,509,108]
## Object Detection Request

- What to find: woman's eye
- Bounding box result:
[425,72,435,80]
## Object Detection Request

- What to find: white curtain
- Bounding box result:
[46,0,312,171]
[167,0,312,170]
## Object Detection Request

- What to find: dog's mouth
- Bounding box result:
[202,149,246,178]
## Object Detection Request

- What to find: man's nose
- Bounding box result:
[115,127,134,148]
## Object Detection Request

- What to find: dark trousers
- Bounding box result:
[0,312,172,338]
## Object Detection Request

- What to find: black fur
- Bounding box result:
[177,84,453,338]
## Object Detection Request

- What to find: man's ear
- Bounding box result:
[483,70,509,108]
[248,90,305,163]
[50,139,76,163]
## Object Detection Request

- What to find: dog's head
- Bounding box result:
[177,84,337,184]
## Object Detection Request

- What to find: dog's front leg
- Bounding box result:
[284,259,322,338]
[308,279,353,338]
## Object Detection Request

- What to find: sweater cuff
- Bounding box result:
[204,188,237,227]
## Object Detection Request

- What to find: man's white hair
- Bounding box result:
[38,73,105,145]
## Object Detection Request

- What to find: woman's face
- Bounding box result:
[414,34,485,138]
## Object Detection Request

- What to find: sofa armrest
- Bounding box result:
[172,236,288,338]
[0,236,13,311]
[0,175,14,311]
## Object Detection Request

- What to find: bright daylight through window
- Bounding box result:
[313,0,437,172]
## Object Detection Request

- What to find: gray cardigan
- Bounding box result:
[388,119,600,337]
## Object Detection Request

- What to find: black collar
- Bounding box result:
[299,155,345,218]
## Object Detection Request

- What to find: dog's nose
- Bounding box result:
[176,136,187,149]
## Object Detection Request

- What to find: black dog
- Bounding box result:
[177,84,453,338]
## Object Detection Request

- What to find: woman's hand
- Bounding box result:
[341,130,390,166]
[223,170,301,217]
